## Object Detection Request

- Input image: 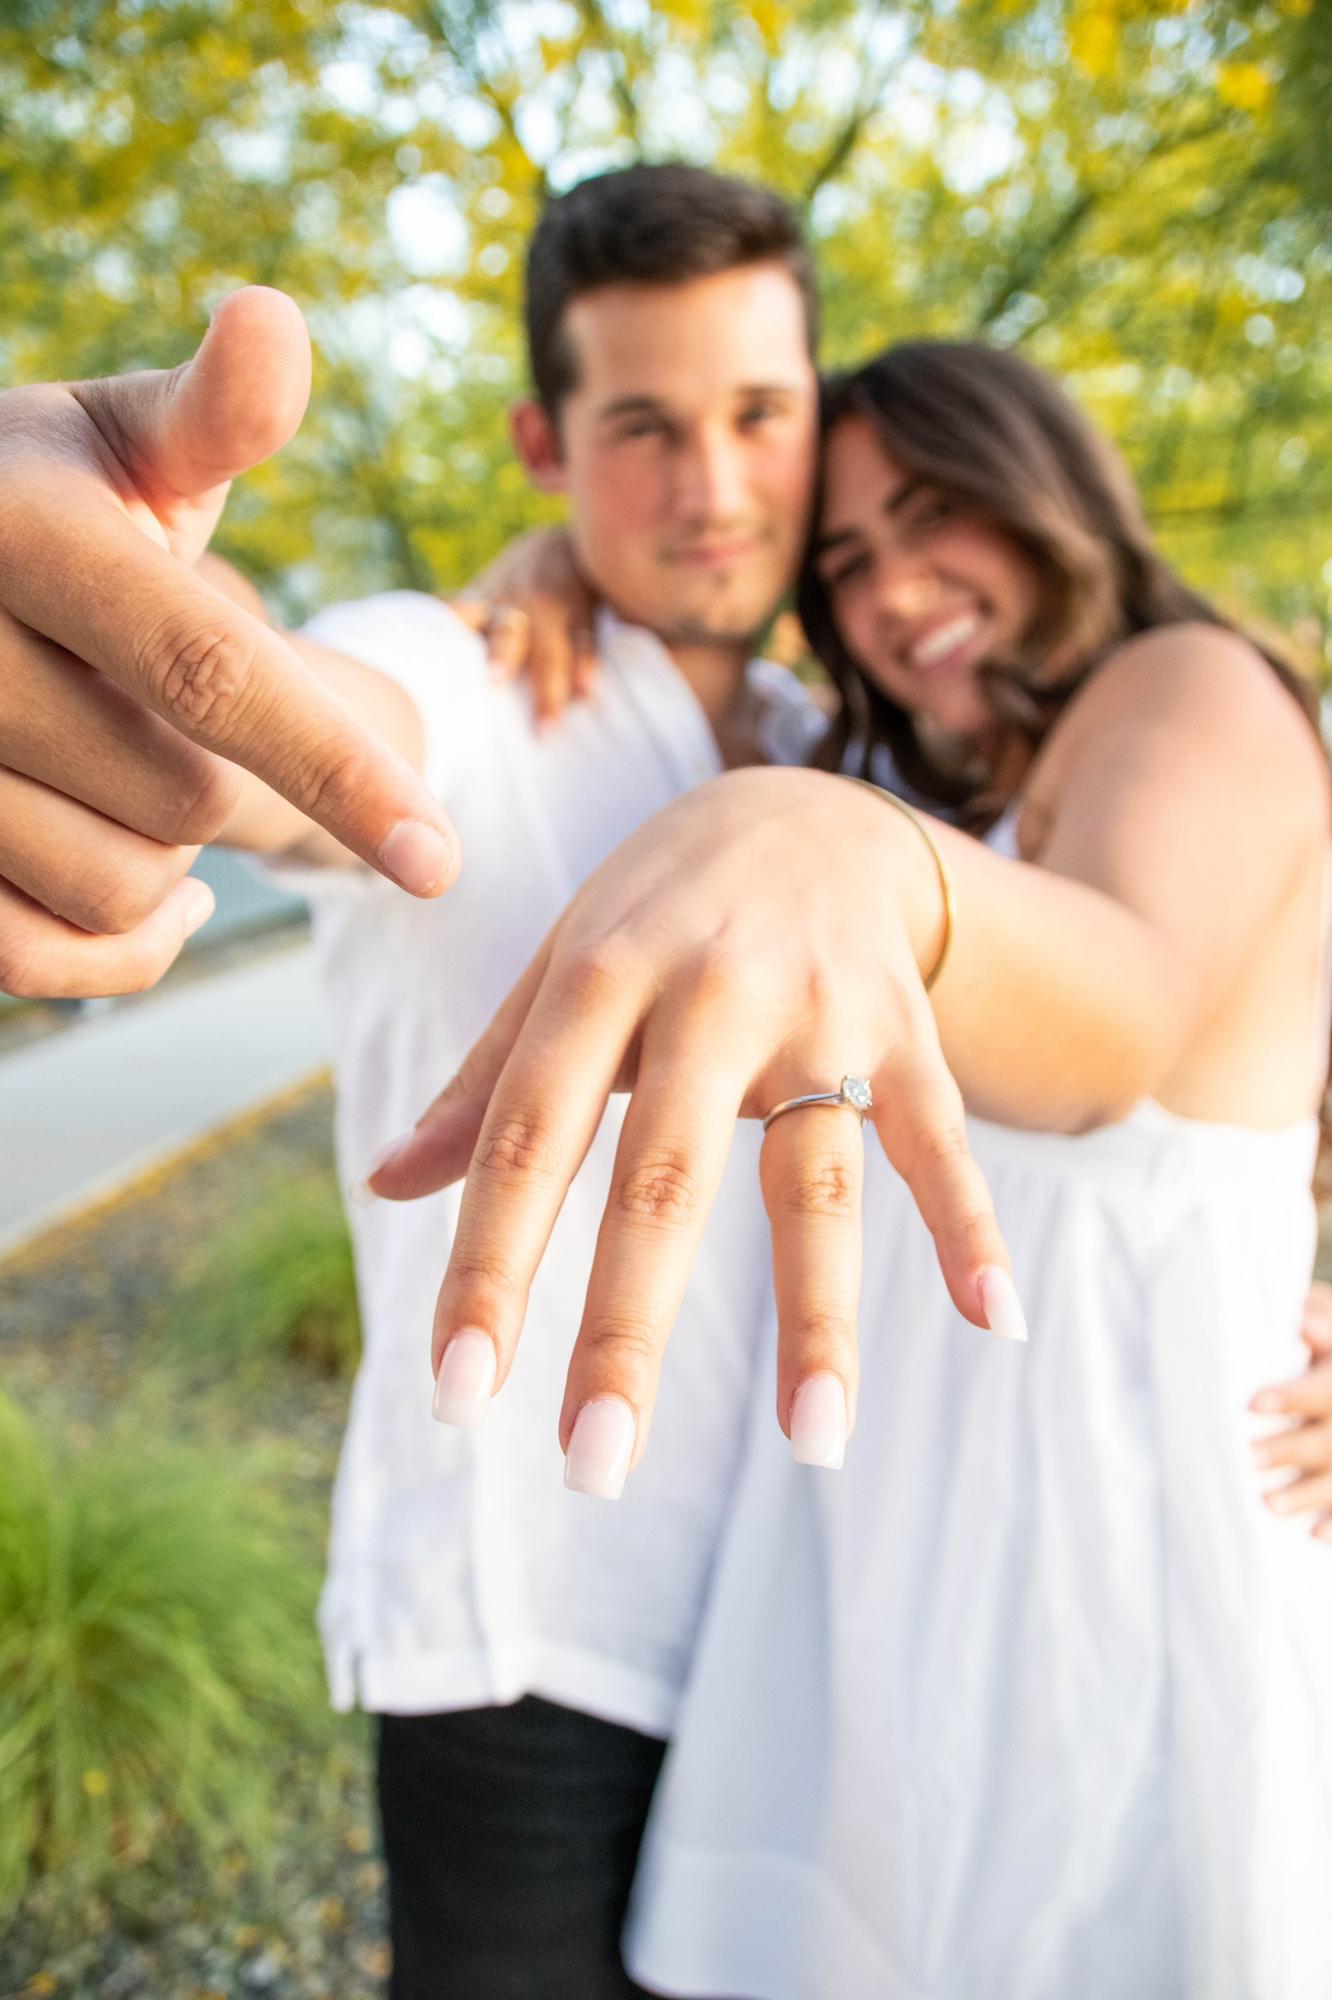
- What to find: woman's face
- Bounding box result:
[813,415,1045,741]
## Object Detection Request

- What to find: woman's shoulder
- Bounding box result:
[1016,620,1329,869]
[1072,620,1311,738]
[1039,620,1326,812]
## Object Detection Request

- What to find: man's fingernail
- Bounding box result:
[379,819,454,896]
[432,1329,497,1428]
[564,1396,636,1499]
[789,1373,847,1469]
[978,1265,1029,1343]
[181,880,215,938]
[1251,1389,1287,1414]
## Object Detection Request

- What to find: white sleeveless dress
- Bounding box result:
[624,813,1332,2000]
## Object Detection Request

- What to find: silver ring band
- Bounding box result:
[762,1073,874,1134]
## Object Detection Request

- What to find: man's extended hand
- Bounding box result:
[0,286,458,999]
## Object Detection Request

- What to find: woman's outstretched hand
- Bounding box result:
[447,528,600,727]
[368,767,1023,1496]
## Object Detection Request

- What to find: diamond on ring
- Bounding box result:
[761,1074,875,1133]
[841,1075,873,1115]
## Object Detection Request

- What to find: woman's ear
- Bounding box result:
[510,400,566,494]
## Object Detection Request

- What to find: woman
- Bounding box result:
[395,341,1332,1996]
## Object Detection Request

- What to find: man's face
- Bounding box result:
[518,263,818,650]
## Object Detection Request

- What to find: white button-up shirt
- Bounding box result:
[273,592,819,1731]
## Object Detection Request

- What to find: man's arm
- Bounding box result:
[0,289,458,1001]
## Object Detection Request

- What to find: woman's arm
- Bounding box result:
[924,623,1328,1128]
[363,625,1325,1474]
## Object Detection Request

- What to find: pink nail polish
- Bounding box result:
[432,1330,497,1428]
[564,1397,636,1499]
[790,1374,847,1469]
[369,1130,414,1177]
[978,1265,1029,1343]
[1251,1390,1287,1414]
[349,1132,414,1207]
[379,819,454,896]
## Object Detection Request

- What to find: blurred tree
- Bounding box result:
[1,0,1327,657]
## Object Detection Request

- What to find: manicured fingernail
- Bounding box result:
[181,880,215,938]
[1314,1520,1332,1544]
[1250,1389,1287,1414]
[432,1329,497,1427]
[379,819,454,896]
[978,1265,1028,1343]
[1266,1486,1298,1514]
[564,1396,636,1499]
[349,1131,414,1205]
[790,1373,847,1469]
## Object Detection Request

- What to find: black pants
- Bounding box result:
[375,1698,669,2000]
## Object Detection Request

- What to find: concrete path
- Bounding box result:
[0,940,331,1259]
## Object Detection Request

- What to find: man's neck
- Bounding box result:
[667,640,757,764]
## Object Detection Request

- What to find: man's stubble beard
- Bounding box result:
[650,555,792,655]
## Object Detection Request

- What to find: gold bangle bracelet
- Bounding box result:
[845,776,956,992]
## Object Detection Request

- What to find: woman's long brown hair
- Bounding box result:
[799,341,1319,832]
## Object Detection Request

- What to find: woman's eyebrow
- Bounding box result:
[885,478,925,515]
[814,479,928,555]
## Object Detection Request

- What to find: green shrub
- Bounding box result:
[167,1175,360,1381]
[0,1392,329,1917]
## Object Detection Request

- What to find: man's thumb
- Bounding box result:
[96,287,312,508]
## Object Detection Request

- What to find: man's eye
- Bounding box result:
[738,403,778,430]
[616,419,666,441]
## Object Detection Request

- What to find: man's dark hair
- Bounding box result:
[524,160,819,413]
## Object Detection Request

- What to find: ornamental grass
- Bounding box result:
[0,1391,328,1917]
[165,1173,360,1381]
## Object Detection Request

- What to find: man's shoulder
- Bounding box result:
[301,589,484,667]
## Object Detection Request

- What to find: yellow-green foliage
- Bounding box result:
[166,1175,361,1382]
[1,0,1327,651]
[0,1393,328,1916]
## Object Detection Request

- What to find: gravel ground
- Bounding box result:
[0,1081,393,2000]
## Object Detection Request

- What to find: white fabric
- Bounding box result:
[625,1104,1332,1991]
[271,590,810,1735]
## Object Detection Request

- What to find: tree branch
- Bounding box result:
[975,110,1235,336]
[570,0,642,152]
[800,6,905,208]
[421,0,548,201]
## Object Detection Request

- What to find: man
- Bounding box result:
[192,163,830,1995]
